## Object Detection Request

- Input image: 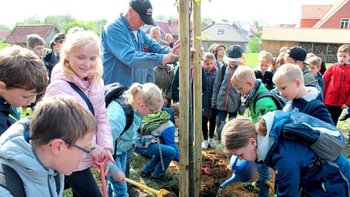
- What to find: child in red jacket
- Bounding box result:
[323,44,350,126]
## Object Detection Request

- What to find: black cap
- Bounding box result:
[227,45,242,62]
[289,46,307,62]
[130,0,155,25]
[53,33,66,43]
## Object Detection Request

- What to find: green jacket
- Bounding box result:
[249,82,277,123]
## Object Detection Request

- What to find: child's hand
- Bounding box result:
[112,171,126,182]
[90,144,115,164]
[342,104,348,109]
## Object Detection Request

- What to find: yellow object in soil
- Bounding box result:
[126,178,171,197]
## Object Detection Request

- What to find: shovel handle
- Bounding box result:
[125,178,159,195]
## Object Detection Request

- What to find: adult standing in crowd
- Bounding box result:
[101,0,179,86]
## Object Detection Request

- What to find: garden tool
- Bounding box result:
[126,178,171,197]
[94,158,108,197]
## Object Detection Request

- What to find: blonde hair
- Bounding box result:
[338,44,350,54]
[59,30,103,82]
[306,56,322,68]
[126,83,164,112]
[273,63,304,84]
[202,52,215,62]
[222,118,257,153]
[258,50,273,63]
[231,66,256,85]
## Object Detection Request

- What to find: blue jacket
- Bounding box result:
[259,111,348,196]
[101,15,171,86]
[0,98,19,135]
[107,100,142,175]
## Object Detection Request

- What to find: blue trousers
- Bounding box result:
[107,152,128,197]
[65,168,102,197]
[135,143,176,177]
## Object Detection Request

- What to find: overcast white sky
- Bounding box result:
[1,0,334,28]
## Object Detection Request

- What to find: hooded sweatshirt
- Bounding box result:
[0,119,64,197]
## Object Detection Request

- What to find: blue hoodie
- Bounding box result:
[258,111,348,196]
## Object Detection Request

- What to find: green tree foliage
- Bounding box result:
[0,24,9,30]
[0,40,9,50]
[16,15,42,25]
[201,17,213,29]
[44,15,75,31]
[64,19,107,36]
[248,37,260,53]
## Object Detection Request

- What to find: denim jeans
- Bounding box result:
[135,143,176,177]
[257,163,270,197]
[65,168,102,197]
[107,152,128,197]
[216,110,237,141]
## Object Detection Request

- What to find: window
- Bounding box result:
[217,29,224,35]
[340,19,349,29]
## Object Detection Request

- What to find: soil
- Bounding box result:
[167,150,275,197]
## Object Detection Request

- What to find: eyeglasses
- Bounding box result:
[62,139,95,155]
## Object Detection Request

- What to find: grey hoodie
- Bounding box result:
[0,120,64,197]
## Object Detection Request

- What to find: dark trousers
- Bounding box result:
[202,115,216,140]
[65,168,102,197]
[326,105,343,126]
[216,110,237,141]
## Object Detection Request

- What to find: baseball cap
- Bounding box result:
[227,45,242,62]
[288,46,307,62]
[130,0,155,25]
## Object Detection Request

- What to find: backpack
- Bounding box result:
[0,164,25,197]
[104,82,134,158]
[253,91,286,112]
[141,111,171,136]
[271,110,347,161]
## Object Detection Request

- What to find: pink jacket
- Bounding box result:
[45,66,113,171]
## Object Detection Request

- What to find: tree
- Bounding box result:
[0,24,9,30]
[64,19,107,36]
[248,37,260,53]
[16,16,42,25]
[44,15,75,31]
[201,17,213,28]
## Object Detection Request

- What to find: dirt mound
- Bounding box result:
[201,150,258,197]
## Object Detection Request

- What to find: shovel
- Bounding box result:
[126,178,171,197]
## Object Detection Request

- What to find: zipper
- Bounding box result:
[224,69,234,111]
[336,66,344,106]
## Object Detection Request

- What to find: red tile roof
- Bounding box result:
[5,25,57,44]
[301,5,332,19]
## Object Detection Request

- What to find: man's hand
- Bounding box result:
[162,40,180,64]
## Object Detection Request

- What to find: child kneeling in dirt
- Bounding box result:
[222,113,349,196]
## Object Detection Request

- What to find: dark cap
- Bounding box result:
[288,46,307,62]
[130,0,155,25]
[53,33,66,43]
[227,45,242,62]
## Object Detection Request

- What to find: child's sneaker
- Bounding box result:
[202,140,208,150]
[209,138,216,148]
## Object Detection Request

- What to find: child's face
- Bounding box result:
[274,78,300,101]
[174,115,180,128]
[0,87,37,107]
[66,45,99,80]
[259,60,271,73]
[337,52,350,65]
[30,45,45,58]
[309,64,320,76]
[216,46,225,58]
[233,80,253,96]
[231,138,257,161]
[57,132,95,175]
[203,59,215,72]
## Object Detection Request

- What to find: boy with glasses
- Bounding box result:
[0,96,97,196]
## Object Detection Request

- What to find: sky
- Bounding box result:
[0,0,334,28]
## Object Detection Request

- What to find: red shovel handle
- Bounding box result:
[94,158,108,197]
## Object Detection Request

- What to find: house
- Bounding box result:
[0,30,10,41]
[261,27,350,62]
[261,0,350,62]
[5,25,60,47]
[201,22,249,51]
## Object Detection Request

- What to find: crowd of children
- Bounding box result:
[0,6,350,196]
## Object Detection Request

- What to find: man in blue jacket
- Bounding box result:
[101,0,179,86]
